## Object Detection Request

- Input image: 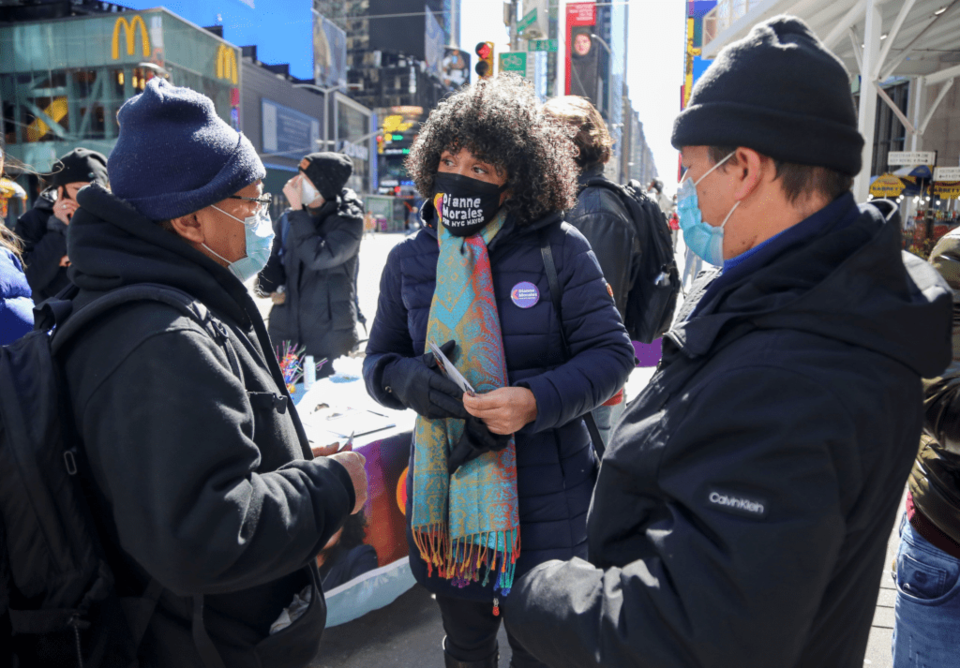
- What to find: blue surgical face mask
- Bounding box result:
[677,152,740,266]
[204,205,275,282]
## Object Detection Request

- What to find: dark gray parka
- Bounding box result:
[262,189,363,365]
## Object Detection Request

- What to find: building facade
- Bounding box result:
[1,7,240,185]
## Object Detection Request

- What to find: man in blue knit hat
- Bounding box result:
[508,15,953,668]
[57,78,367,668]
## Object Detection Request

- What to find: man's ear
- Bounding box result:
[731,147,766,202]
[168,212,205,245]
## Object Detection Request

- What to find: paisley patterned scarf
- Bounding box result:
[411,202,520,597]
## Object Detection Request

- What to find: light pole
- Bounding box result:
[293,83,342,152]
[590,33,613,119]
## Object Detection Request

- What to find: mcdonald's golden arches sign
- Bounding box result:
[216,45,239,85]
[112,15,150,60]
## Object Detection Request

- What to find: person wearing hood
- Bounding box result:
[507,15,953,668]
[14,147,108,302]
[57,79,367,667]
[258,152,363,376]
[363,75,634,668]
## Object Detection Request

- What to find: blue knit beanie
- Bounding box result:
[108,78,265,220]
[672,15,864,176]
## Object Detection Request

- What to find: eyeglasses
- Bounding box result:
[228,193,273,216]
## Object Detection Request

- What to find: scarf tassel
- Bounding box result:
[413,527,520,595]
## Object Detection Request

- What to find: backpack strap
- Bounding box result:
[49,284,240,379]
[47,284,236,668]
[538,229,607,458]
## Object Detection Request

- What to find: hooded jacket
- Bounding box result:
[260,189,363,366]
[0,246,33,345]
[14,189,70,302]
[59,184,356,668]
[913,228,960,546]
[565,165,640,320]
[508,196,952,668]
[363,203,635,602]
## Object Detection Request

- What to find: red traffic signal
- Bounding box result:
[475,41,494,79]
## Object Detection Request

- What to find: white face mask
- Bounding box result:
[301,177,323,208]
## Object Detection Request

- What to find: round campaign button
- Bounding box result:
[510,281,540,309]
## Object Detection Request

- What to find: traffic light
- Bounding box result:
[475,41,494,79]
[376,134,384,155]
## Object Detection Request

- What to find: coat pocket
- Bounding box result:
[252,566,325,668]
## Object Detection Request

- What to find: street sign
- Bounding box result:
[888,151,937,166]
[517,8,537,33]
[935,167,960,181]
[499,51,528,75]
[528,39,558,52]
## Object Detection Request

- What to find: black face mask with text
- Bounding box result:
[432,172,507,237]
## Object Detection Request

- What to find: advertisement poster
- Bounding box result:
[424,5,446,77]
[565,2,599,105]
[313,9,347,89]
[320,432,416,626]
[440,47,471,89]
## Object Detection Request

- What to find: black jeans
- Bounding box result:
[435,593,546,667]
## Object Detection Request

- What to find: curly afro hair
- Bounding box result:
[406,74,579,224]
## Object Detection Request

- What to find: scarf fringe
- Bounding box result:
[413,525,520,596]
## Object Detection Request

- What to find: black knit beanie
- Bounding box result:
[46,148,109,188]
[671,15,864,176]
[300,152,353,200]
[109,78,264,220]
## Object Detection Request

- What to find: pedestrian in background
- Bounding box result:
[0,136,34,345]
[259,152,363,377]
[15,148,108,302]
[542,95,636,445]
[508,16,952,668]
[893,227,960,668]
[57,79,366,667]
[363,75,633,668]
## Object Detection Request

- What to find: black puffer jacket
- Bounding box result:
[61,184,356,668]
[509,197,953,668]
[261,190,363,367]
[14,189,70,302]
[913,228,960,545]
[565,165,639,319]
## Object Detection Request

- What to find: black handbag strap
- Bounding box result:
[539,229,607,458]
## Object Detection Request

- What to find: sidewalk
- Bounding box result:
[314,503,903,668]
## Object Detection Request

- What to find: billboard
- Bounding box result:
[683,1,716,109]
[565,2,599,106]
[440,47,471,89]
[313,9,347,89]
[262,99,321,158]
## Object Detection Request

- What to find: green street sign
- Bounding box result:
[517,8,537,32]
[499,51,528,75]
[528,39,558,52]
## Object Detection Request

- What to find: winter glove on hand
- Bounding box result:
[447,416,511,474]
[382,340,468,420]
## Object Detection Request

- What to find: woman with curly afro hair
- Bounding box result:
[363,75,633,668]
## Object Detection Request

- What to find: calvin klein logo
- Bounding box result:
[707,488,768,519]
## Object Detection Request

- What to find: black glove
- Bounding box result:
[447,416,511,474]
[382,340,468,420]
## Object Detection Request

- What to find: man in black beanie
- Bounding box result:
[32,79,368,668]
[15,147,108,301]
[508,15,953,668]
[258,151,364,378]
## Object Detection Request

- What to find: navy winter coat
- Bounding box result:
[0,246,34,345]
[363,204,634,602]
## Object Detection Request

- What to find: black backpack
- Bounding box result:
[582,178,680,343]
[0,285,232,668]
